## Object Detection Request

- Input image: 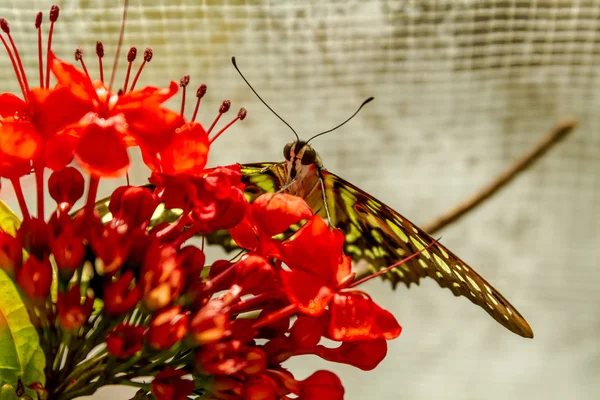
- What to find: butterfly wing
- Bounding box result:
[319,170,533,338]
[237,162,533,338]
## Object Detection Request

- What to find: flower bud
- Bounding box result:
[0,230,22,276]
[194,340,245,376]
[109,186,157,228]
[243,375,278,400]
[48,167,85,210]
[16,256,52,301]
[106,323,145,359]
[188,299,230,345]
[151,368,194,400]
[146,305,189,350]
[89,224,130,275]
[103,270,141,315]
[17,218,50,260]
[57,285,93,330]
[51,225,85,280]
[141,243,183,311]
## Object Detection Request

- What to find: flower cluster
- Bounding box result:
[0,5,418,400]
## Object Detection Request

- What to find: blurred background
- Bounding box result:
[0,0,599,399]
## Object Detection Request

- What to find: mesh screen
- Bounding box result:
[0,1,598,399]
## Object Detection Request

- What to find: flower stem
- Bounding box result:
[10,177,30,220]
[35,165,45,220]
[85,176,100,218]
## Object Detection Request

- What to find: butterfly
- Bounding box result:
[213,57,534,338]
[236,139,534,339]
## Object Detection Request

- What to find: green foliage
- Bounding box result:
[0,201,45,388]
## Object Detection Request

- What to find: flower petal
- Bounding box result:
[330,291,401,341]
[74,121,129,177]
[252,193,313,237]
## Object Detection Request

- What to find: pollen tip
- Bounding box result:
[196,84,207,98]
[49,5,60,22]
[74,48,83,61]
[219,100,231,114]
[0,18,10,34]
[96,41,104,58]
[127,46,137,62]
[238,107,247,120]
[180,74,190,88]
[35,12,43,28]
[143,47,153,62]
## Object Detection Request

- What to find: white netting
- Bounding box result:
[0,1,598,399]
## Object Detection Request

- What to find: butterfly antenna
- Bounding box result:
[231,56,300,141]
[306,97,374,143]
[108,0,129,92]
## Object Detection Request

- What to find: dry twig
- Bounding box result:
[422,117,578,235]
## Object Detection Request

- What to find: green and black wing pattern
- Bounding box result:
[240,162,533,338]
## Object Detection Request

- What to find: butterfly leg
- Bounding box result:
[318,175,334,227]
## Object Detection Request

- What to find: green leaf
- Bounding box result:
[0,270,45,387]
[0,201,20,236]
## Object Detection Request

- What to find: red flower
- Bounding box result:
[230,193,313,258]
[106,323,145,359]
[44,53,184,177]
[0,95,42,178]
[57,285,94,330]
[103,270,141,315]
[151,368,194,400]
[151,165,249,233]
[146,306,189,350]
[278,215,351,316]
[141,121,210,175]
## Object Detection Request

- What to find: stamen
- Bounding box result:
[179,75,190,116]
[210,107,246,144]
[35,12,43,88]
[207,100,231,135]
[0,24,27,99]
[45,5,59,89]
[129,47,152,92]
[348,239,438,288]
[96,41,105,83]
[74,48,90,80]
[191,84,207,122]
[122,46,137,93]
[1,18,30,99]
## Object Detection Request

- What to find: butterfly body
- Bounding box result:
[241,141,534,339]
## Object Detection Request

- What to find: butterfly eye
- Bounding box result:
[283,143,293,161]
[301,148,317,165]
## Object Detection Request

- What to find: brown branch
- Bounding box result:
[422,117,578,235]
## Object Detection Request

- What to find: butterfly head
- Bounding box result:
[283,140,320,180]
